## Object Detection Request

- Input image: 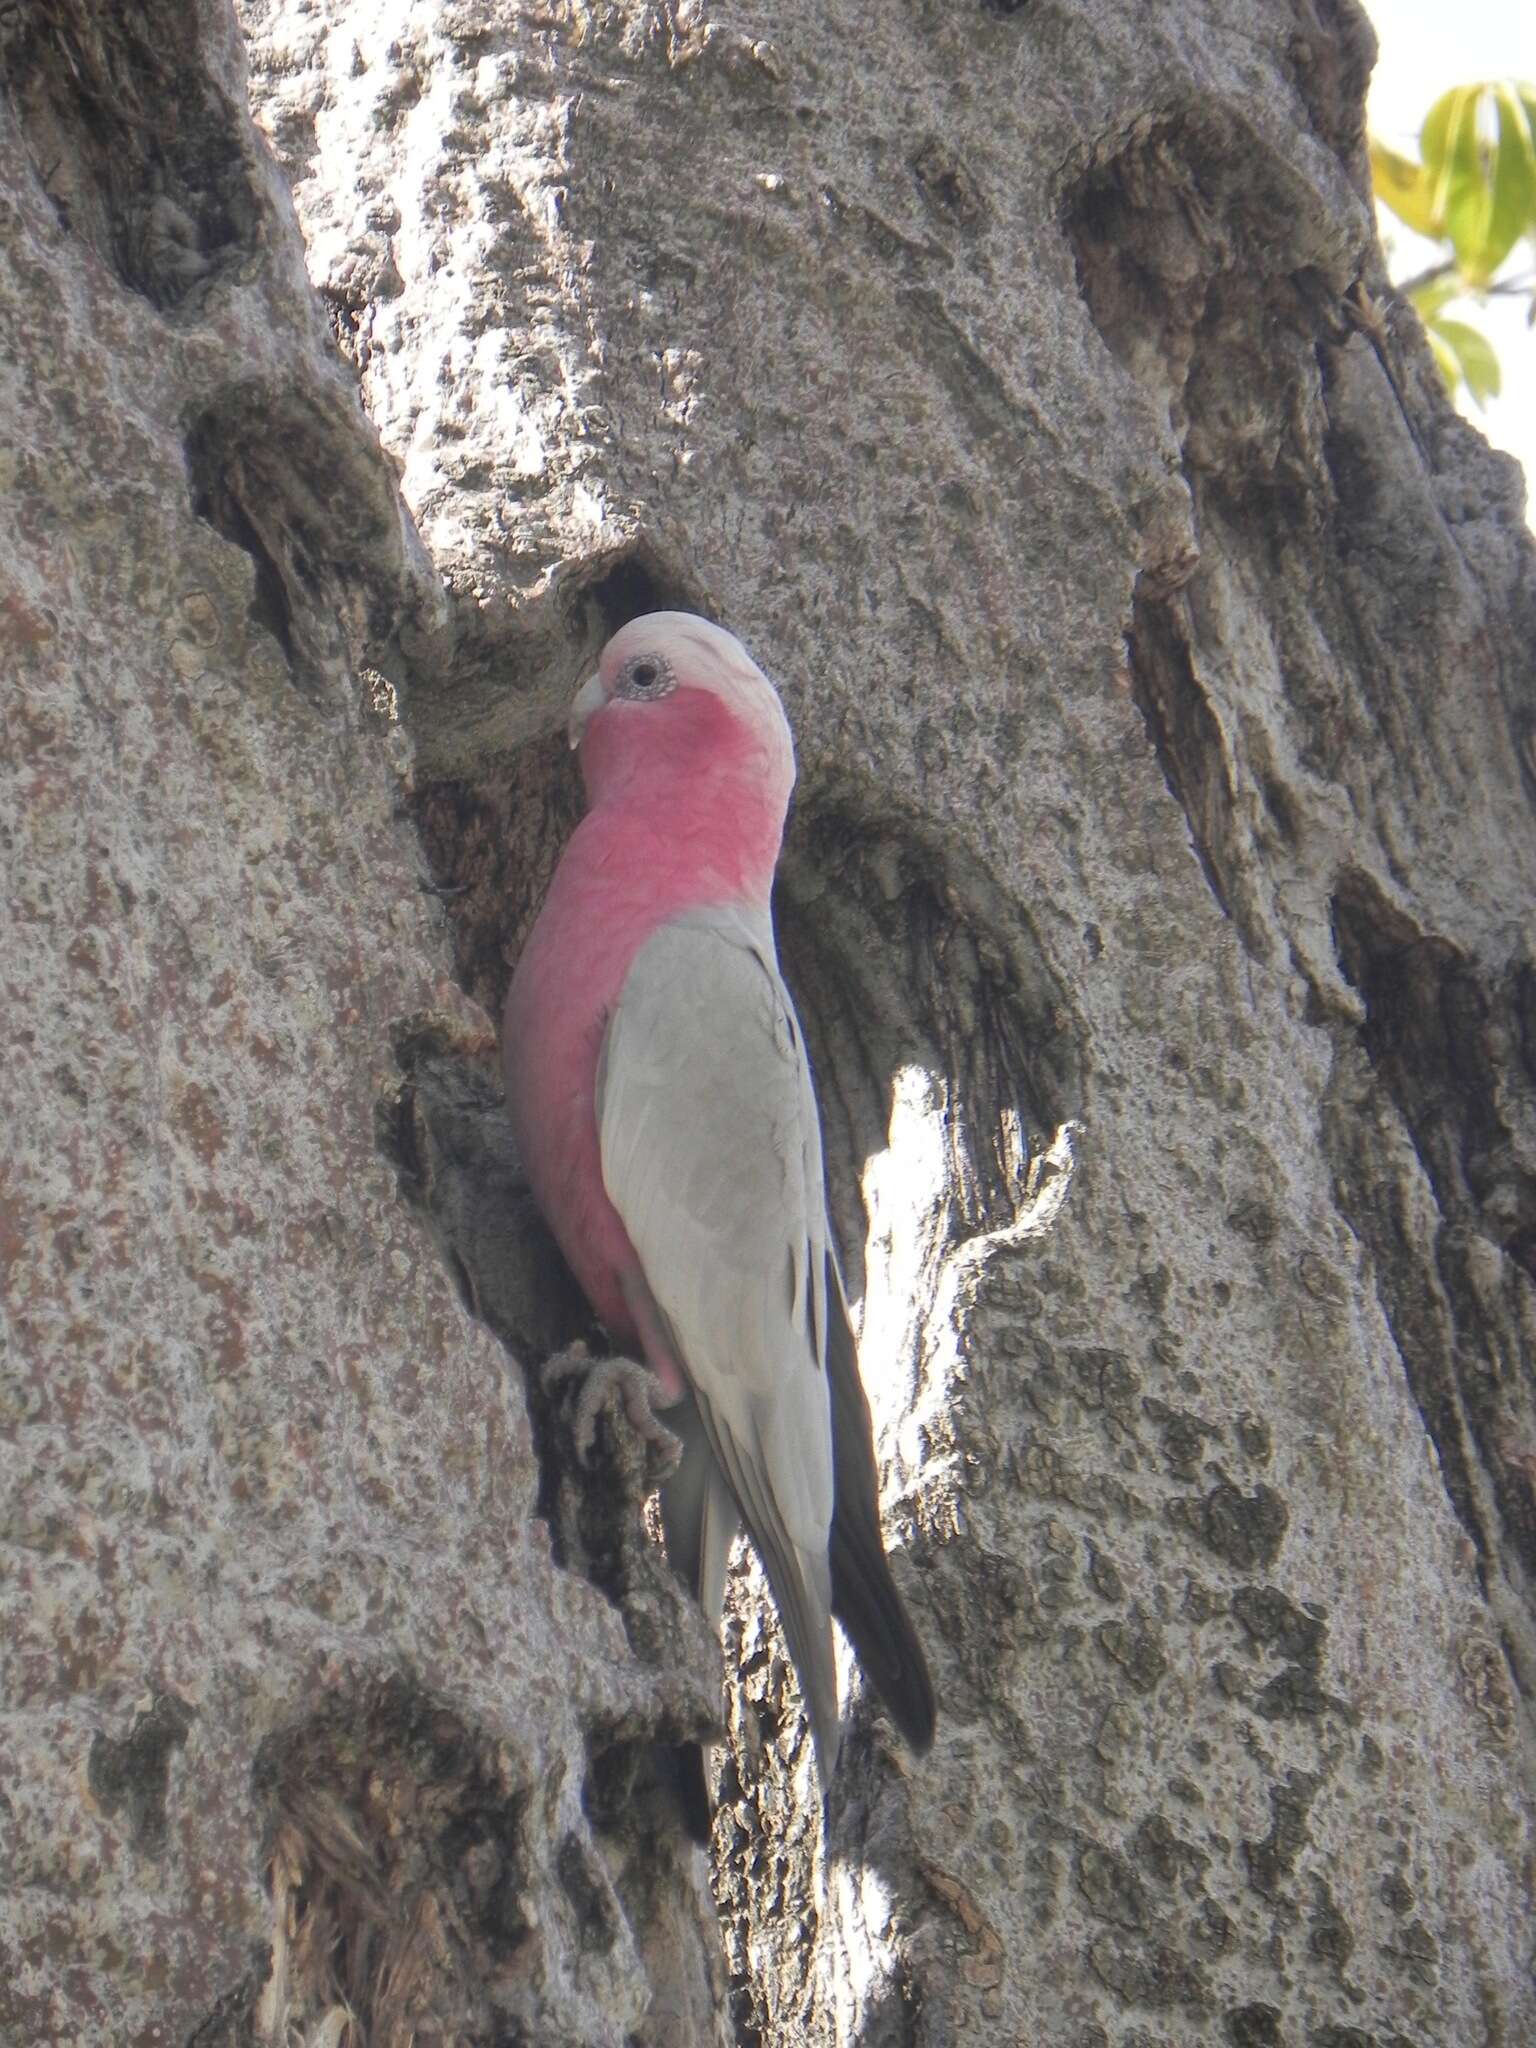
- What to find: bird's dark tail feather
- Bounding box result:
[830,1501,936,1752]
[825,1257,937,1753]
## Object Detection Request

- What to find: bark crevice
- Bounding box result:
[1,0,262,311]
[1328,873,1536,1665]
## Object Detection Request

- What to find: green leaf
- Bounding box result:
[1481,84,1536,281]
[1423,324,1461,397]
[1370,137,1442,237]
[1414,81,1536,285]
[1423,85,1493,277]
[1408,273,1461,319]
[1432,316,1503,407]
[1372,79,1536,326]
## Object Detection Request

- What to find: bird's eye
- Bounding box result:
[617,652,675,701]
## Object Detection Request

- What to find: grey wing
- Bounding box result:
[597,904,840,1770]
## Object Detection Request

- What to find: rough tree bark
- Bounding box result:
[2,0,1533,2043]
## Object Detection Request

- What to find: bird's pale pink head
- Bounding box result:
[569,611,796,821]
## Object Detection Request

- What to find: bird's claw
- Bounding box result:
[543,1342,683,1477]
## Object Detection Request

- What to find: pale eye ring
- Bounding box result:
[617,651,676,701]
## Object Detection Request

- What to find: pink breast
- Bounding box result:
[502,680,789,1372]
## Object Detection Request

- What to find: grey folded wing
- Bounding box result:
[596,903,840,1768]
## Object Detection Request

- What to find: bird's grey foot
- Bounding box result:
[542,1341,682,1475]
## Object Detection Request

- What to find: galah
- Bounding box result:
[503,610,935,1817]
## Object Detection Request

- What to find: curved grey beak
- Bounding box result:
[568,671,605,750]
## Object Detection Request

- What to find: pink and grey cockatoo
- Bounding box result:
[503,611,935,1814]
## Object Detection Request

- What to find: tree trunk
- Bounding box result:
[3,0,1533,2043]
